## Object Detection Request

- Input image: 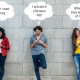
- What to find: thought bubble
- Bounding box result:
[24,1,53,20]
[0,1,14,21]
[66,3,80,20]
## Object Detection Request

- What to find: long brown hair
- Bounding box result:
[0,27,6,39]
[71,28,80,44]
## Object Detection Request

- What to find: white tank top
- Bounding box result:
[0,39,3,53]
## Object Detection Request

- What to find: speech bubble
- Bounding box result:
[24,1,53,20]
[66,3,80,20]
[0,1,14,21]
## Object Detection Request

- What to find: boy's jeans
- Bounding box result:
[32,54,47,80]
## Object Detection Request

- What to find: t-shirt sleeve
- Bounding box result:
[44,36,48,45]
[30,37,33,45]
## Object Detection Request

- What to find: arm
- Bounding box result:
[39,40,48,48]
[1,37,10,50]
[72,42,77,52]
[30,40,38,48]
[41,35,48,48]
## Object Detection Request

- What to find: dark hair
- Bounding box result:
[71,28,80,44]
[33,26,43,32]
[0,27,5,39]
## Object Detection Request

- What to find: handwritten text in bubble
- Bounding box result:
[24,1,53,20]
[66,3,80,20]
[0,1,14,21]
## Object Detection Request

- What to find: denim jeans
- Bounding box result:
[0,54,6,80]
[32,54,47,80]
[74,54,80,80]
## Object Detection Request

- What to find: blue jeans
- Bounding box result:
[0,54,6,80]
[74,54,80,80]
[32,54,47,80]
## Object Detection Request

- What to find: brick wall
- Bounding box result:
[0,0,79,80]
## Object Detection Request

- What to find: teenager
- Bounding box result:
[0,27,10,80]
[30,26,48,80]
[72,28,80,80]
